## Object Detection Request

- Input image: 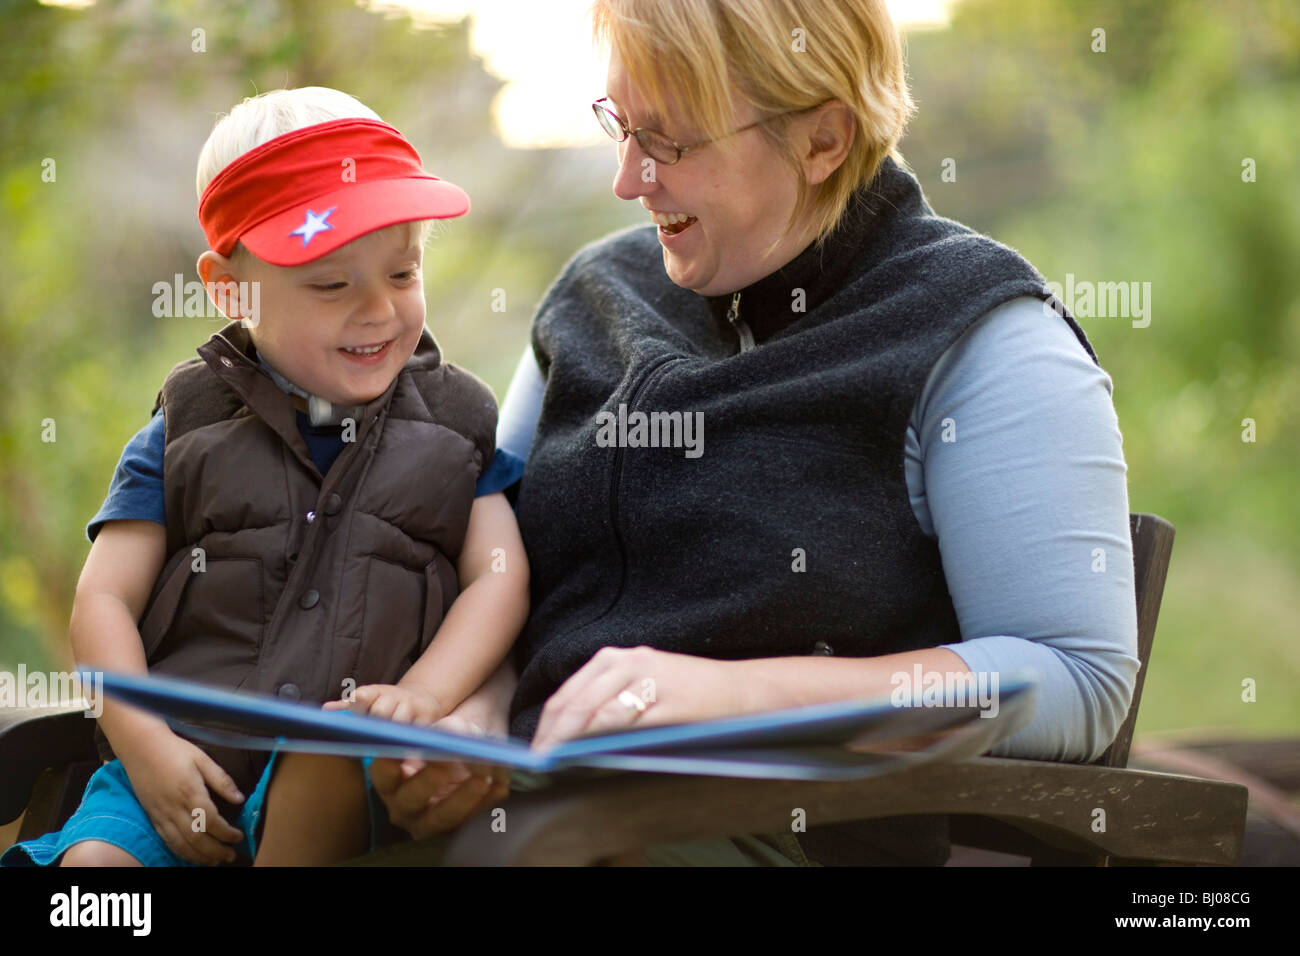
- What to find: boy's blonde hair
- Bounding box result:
[592,0,915,244]
[197,87,436,265]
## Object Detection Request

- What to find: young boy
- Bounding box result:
[1,88,528,867]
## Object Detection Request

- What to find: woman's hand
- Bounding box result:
[530,646,743,751]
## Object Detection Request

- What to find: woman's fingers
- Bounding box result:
[533,647,644,749]
[574,693,651,741]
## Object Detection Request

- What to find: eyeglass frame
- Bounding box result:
[592,96,815,165]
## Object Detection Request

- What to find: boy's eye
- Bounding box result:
[311,282,347,291]
[392,269,419,280]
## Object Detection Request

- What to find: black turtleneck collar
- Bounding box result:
[704,164,898,346]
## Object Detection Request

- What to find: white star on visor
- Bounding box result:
[289,206,337,247]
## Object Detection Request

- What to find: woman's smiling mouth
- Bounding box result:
[649,210,698,236]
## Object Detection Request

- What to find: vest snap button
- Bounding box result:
[812,641,834,656]
[305,510,316,523]
[277,683,301,701]
[220,356,234,368]
[324,493,343,515]
[299,589,320,609]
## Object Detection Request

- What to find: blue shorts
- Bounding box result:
[1,751,388,867]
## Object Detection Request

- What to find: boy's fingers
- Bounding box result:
[472,778,508,816]
[419,774,496,831]
[154,822,197,865]
[386,763,462,818]
[337,686,375,715]
[368,757,399,794]
[196,797,245,844]
[472,765,510,801]
[194,752,244,804]
[161,817,228,865]
[185,827,240,864]
[180,795,242,860]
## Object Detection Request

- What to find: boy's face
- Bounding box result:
[200,223,425,406]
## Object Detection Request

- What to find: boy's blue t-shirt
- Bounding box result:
[87,409,525,542]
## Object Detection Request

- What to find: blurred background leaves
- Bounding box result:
[1,0,1296,741]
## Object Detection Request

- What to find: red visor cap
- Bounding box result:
[199,118,469,267]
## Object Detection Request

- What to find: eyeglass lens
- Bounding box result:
[594,101,680,163]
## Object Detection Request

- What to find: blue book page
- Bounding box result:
[91,669,1036,780]
[547,674,1035,758]
[91,670,550,770]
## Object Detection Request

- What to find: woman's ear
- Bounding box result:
[800,100,856,186]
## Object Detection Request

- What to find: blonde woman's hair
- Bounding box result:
[196,87,436,264]
[592,0,915,244]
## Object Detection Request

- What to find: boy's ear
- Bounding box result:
[197,250,251,326]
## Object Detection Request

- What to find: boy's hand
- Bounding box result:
[322,683,442,726]
[117,730,246,865]
[431,711,486,739]
[369,713,510,841]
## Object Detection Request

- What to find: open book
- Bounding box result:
[91,668,1037,784]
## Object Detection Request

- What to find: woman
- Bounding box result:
[369,0,1139,866]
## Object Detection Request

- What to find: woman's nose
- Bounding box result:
[612,138,660,201]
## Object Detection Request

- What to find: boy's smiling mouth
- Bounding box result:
[339,340,392,362]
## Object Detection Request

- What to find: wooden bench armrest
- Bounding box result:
[0,706,98,825]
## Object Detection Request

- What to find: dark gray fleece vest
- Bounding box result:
[509,156,1097,864]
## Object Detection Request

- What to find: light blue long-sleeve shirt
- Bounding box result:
[498,295,1140,762]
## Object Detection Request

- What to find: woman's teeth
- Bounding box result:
[651,211,697,234]
[342,343,385,355]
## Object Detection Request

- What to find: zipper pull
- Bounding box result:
[726,291,755,352]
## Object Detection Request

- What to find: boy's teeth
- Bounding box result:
[343,343,385,354]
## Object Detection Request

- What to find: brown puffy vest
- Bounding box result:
[94,321,497,799]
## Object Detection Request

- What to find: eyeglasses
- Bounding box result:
[592,97,804,165]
